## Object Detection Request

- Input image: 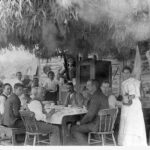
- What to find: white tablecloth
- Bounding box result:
[45,105,87,124]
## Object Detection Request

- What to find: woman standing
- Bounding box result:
[118,66,147,146]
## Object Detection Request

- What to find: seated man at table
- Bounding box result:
[2,83,24,128]
[71,79,109,145]
[100,80,122,108]
[64,82,83,107]
[27,87,60,145]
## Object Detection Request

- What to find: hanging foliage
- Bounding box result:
[1,0,150,59]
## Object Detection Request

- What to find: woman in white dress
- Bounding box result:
[118,66,147,146]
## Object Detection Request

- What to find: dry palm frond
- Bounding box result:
[0,0,70,42]
[1,0,150,59]
[57,0,150,52]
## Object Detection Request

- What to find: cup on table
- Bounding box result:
[68,104,72,108]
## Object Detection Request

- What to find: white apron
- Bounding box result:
[118,78,147,146]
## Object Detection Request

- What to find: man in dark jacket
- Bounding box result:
[71,79,109,145]
[2,83,24,128]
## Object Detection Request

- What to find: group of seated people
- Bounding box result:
[0,70,122,145]
[65,80,122,109]
[66,80,122,145]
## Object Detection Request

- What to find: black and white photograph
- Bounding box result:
[0,0,150,148]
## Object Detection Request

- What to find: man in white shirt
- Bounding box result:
[28,87,60,145]
[42,71,59,103]
[12,72,23,89]
[42,71,58,92]
[0,83,12,116]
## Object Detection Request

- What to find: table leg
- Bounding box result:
[58,114,86,145]
[58,125,64,145]
[58,124,68,145]
[59,126,62,145]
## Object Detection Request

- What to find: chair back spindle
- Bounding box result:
[88,108,118,145]
[20,111,39,133]
[98,108,118,132]
[20,110,52,145]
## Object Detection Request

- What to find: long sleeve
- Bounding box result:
[28,100,46,121]
[80,95,100,125]
[0,96,6,114]
[12,98,21,118]
[128,83,136,95]
[127,79,140,97]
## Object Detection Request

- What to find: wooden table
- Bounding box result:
[45,105,87,145]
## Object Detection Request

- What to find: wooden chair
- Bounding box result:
[88,108,118,146]
[20,110,51,145]
[0,125,25,145]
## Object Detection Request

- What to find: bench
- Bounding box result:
[0,125,25,145]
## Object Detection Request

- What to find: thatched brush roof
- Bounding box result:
[0,0,150,58]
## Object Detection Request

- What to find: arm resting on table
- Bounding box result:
[80,98,99,125]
